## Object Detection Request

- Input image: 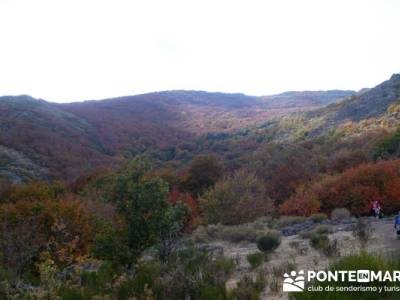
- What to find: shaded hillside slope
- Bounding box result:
[0,96,116,181]
[259,74,400,141]
[319,74,400,122]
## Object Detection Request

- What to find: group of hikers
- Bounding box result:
[369,200,400,239]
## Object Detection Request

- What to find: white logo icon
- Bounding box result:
[283,270,305,292]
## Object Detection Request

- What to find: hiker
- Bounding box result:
[371,200,382,219]
[395,212,400,239]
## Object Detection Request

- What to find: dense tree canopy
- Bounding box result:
[200,169,273,225]
[180,155,224,196]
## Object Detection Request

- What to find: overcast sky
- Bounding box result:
[0,0,399,102]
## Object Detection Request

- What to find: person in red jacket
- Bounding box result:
[371,200,382,219]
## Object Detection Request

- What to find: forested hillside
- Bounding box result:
[0,90,353,183]
[257,74,400,141]
[0,96,116,181]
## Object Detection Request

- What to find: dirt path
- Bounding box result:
[368,218,400,254]
[213,217,400,300]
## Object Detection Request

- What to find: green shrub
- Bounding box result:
[117,260,162,299]
[246,252,265,269]
[257,232,281,253]
[373,127,400,160]
[310,233,328,248]
[309,213,327,223]
[310,233,338,257]
[92,225,132,266]
[331,208,351,220]
[200,169,273,225]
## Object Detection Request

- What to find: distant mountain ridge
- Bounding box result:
[260,90,354,108]
[0,87,358,182]
[60,90,355,137]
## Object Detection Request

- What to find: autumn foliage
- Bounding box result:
[179,155,223,196]
[169,186,201,231]
[280,160,400,216]
[0,194,95,274]
[279,186,321,216]
[200,169,274,225]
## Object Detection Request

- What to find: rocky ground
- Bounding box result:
[203,217,400,300]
